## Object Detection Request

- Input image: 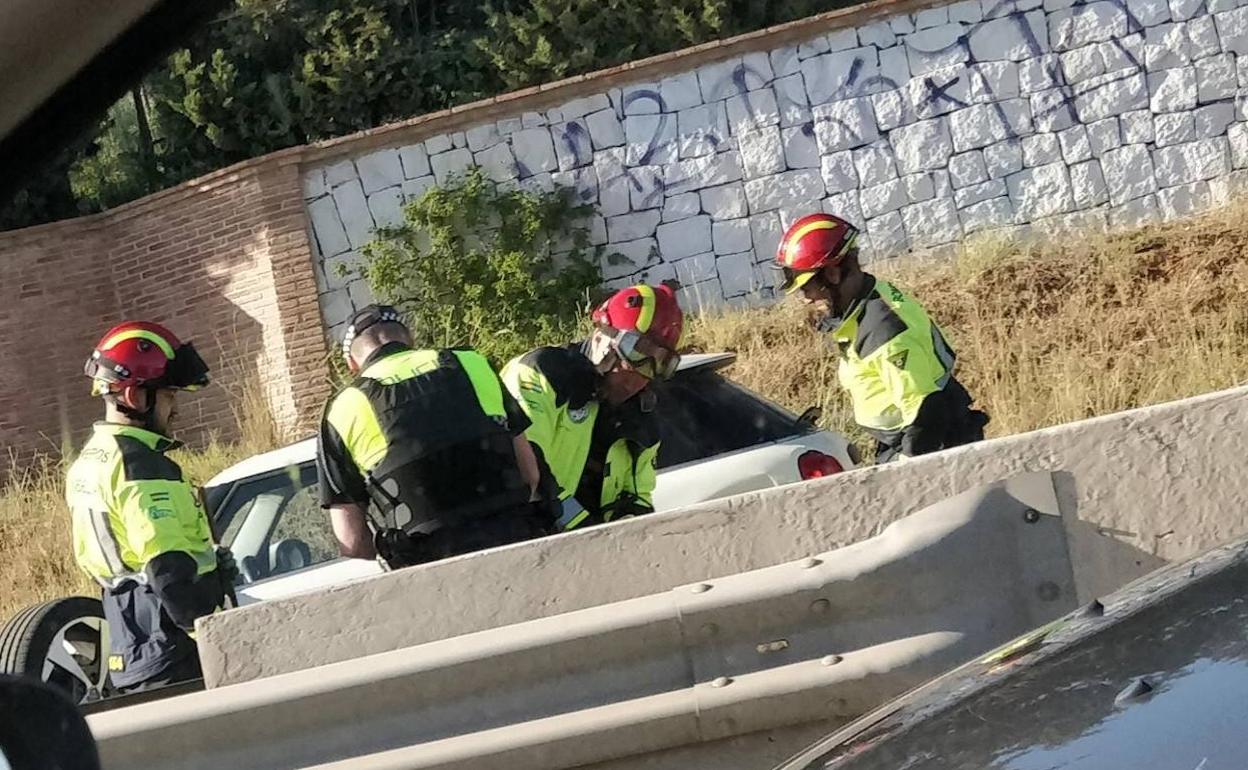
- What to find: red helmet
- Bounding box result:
[590,284,684,380]
[84,321,210,396]
[775,213,860,293]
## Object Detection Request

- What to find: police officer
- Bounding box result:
[317,304,547,569]
[775,213,989,462]
[68,321,235,693]
[501,284,684,532]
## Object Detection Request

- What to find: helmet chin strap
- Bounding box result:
[114,386,163,433]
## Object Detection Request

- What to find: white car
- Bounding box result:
[0,353,857,702]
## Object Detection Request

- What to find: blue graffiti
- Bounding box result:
[558,120,593,168]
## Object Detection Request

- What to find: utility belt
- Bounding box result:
[373,500,554,569]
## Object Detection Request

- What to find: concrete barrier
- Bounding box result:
[199,384,1248,686]
[91,475,1077,770]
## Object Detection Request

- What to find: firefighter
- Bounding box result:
[775,213,989,462]
[67,321,235,693]
[317,304,548,569]
[501,283,684,532]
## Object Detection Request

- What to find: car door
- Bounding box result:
[211,462,383,606]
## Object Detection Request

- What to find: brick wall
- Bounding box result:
[0,152,330,471]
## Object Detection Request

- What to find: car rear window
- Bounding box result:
[653,370,805,468]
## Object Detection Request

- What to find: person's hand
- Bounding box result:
[214,545,240,585]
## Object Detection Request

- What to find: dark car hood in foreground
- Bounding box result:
[778,534,1248,770]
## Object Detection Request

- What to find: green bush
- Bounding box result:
[357,167,603,365]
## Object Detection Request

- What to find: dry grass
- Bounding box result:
[686,203,1248,446]
[5,204,1248,620]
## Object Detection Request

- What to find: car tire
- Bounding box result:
[0,597,112,705]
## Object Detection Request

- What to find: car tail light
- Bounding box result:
[798,450,845,480]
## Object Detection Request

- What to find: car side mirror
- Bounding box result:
[271,538,313,574]
[797,406,822,429]
[0,675,101,770]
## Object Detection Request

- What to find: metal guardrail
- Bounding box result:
[88,472,1076,770]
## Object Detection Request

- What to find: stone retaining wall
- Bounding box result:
[302,0,1248,337]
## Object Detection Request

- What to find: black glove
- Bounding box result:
[214,545,240,585]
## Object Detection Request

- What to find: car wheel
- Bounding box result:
[0,597,113,705]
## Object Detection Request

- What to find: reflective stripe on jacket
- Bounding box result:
[501,346,659,531]
[65,422,217,687]
[827,276,957,437]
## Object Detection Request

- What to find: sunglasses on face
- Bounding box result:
[604,327,681,380]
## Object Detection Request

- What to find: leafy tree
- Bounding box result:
[358,168,603,365]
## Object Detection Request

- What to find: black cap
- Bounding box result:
[341,304,405,359]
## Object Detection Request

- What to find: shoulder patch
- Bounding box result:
[854,291,907,359]
[115,436,183,482]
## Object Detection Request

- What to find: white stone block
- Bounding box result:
[827,28,860,52]
[552,120,595,171]
[1209,0,1236,12]
[466,124,501,153]
[1101,143,1159,203]
[665,151,745,190]
[303,169,326,200]
[631,260,678,288]
[396,144,430,180]
[603,238,659,280]
[949,150,989,187]
[325,159,358,188]
[949,100,1034,153]
[867,210,909,256]
[859,22,896,48]
[656,215,714,262]
[521,112,546,129]
[1058,124,1093,162]
[1215,7,1248,55]
[985,138,1025,178]
[812,98,880,153]
[1022,133,1062,165]
[366,186,404,229]
[553,167,599,206]
[1170,0,1204,21]
[401,175,435,202]
[960,197,1015,232]
[557,94,611,122]
[955,178,1009,206]
[950,0,983,23]
[1101,34,1144,74]
[717,250,759,297]
[727,88,780,135]
[970,62,1021,102]
[1121,110,1155,143]
[498,117,523,135]
[802,47,872,105]
[1007,161,1074,219]
[675,275,724,312]
[428,147,473,186]
[853,141,900,187]
[1061,44,1107,82]
[1229,122,1248,167]
[697,58,748,103]
[1149,66,1198,112]
[594,148,632,217]
[332,179,375,249]
[1157,180,1212,217]
[820,150,860,193]
[1153,137,1231,186]
[916,6,950,28]
[320,288,354,327]
[907,65,972,119]
[659,192,701,223]
[471,143,515,183]
[932,168,952,198]
[861,179,910,217]
[904,24,970,77]
[743,51,776,85]
[1144,23,1192,70]
[1020,55,1063,93]
[624,114,677,166]
[1087,117,1122,156]
[1030,88,1078,132]
[774,74,812,128]
[450,132,467,151]
[508,129,556,177]
[678,102,730,158]
[1050,2,1129,51]
[749,212,784,261]
[627,166,665,211]
[712,218,753,255]
[1196,54,1238,103]
[797,36,829,63]
[904,172,936,202]
[588,214,609,246]
[424,134,452,155]
[822,189,864,225]
[518,172,555,195]
[1188,16,1222,59]
[1194,102,1236,137]
[969,12,1049,61]
[890,117,956,175]
[881,44,913,85]
[743,169,826,213]
[1072,71,1149,122]
[586,108,626,150]
[1109,194,1160,229]
[659,72,703,112]
[901,197,961,247]
[1211,167,1248,203]
[700,183,748,219]
[782,125,821,169]
[871,89,912,132]
[771,46,802,78]
[739,127,787,179]
[308,195,350,257]
[1128,0,1172,26]
[1070,159,1110,206]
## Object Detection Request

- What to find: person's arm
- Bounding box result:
[873,331,952,460]
[317,403,376,559]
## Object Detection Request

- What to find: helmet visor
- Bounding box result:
[780,266,820,294]
[612,329,681,380]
